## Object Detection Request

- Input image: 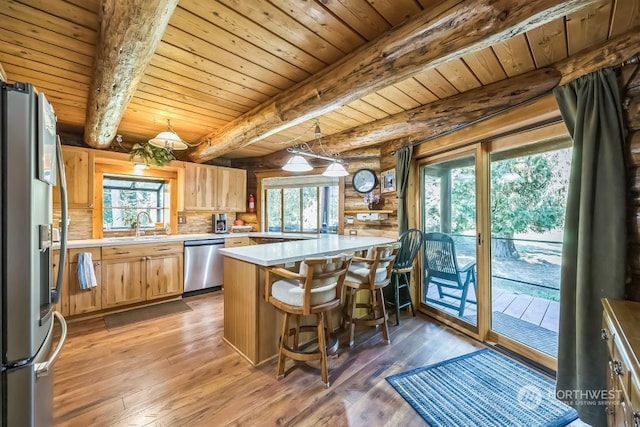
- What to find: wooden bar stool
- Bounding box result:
[343,242,401,347]
[265,254,352,388]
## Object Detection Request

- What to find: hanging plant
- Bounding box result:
[129,143,175,167]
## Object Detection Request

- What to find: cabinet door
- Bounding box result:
[216,166,246,211]
[69,261,102,315]
[102,258,145,308]
[184,163,217,210]
[146,254,183,300]
[53,146,94,208]
[52,250,69,316]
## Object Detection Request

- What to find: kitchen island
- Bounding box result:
[219,235,395,366]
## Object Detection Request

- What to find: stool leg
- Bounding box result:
[403,272,416,317]
[277,312,289,378]
[317,312,329,388]
[349,288,357,347]
[377,288,390,345]
[394,274,401,326]
[293,314,301,349]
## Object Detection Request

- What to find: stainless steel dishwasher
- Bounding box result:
[183,238,226,294]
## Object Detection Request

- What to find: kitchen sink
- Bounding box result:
[104,235,165,242]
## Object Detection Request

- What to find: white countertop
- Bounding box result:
[56,232,319,249]
[218,235,396,266]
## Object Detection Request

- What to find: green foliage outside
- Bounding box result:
[448,148,571,258]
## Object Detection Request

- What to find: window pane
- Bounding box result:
[266,189,282,232]
[283,188,301,232]
[302,187,318,232]
[103,175,167,230]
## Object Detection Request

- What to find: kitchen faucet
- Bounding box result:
[135,211,153,237]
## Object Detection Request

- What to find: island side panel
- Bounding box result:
[223,256,281,365]
[223,256,259,364]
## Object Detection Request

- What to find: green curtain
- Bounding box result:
[554,68,626,427]
[396,145,413,235]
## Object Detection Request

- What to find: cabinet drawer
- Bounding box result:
[69,247,102,261]
[102,242,183,259]
[225,237,250,248]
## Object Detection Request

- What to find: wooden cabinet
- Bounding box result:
[601,299,640,426]
[52,249,69,317]
[102,242,183,308]
[225,236,251,248]
[184,163,218,210]
[183,163,247,211]
[146,252,183,300]
[216,166,247,211]
[68,247,102,315]
[54,146,94,208]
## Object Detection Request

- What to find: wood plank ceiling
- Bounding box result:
[0,0,638,162]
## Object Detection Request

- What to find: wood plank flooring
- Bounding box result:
[53,291,485,426]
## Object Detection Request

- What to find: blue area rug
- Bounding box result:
[386,349,578,427]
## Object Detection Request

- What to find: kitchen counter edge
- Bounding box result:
[54,232,320,249]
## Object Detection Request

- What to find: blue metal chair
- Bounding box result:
[386,229,423,325]
[423,232,476,316]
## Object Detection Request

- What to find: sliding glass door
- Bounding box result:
[488,140,572,358]
[418,126,572,366]
[421,149,478,329]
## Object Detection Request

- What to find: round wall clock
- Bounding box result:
[352,168,378,193]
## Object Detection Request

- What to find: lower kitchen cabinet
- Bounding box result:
[101,242,183,309]
[101,257,145,309]
[146,253,183,300]
[69,247,102,315]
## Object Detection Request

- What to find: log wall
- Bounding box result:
[623,65,640,300]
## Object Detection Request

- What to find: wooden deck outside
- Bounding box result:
[425,284,560,333]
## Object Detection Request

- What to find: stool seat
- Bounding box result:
[266,254,351,388]
[343,242,401,347]
[386,229,424,325]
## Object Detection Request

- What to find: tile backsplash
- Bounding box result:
[53,208,236,240]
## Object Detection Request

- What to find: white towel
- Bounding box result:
[77,252,98,290]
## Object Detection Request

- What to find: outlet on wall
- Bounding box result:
[178,215,186,224]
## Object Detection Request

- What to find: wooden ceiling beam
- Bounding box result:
[258,68,560,168]
[83,0,179,149]
[189,0,598,162]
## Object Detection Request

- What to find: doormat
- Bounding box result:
[386,348,577,427]
[462,311,558,357]
[104,300,192,330]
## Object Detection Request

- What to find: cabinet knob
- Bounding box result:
[613,360,624,376]
[601,328,609,340]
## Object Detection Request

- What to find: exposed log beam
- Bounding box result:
[554,26,640,85]
[258,68,560,168]
[189,0,597,163]
[84,0,178,149]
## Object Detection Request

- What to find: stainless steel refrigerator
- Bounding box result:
[1,82,69,426]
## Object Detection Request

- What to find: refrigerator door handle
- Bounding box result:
[35,311,67,378]
[52,135,68,304]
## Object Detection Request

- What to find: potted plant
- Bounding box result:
[363,192,382,210]
[129,143,175,167]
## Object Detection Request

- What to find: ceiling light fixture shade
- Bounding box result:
[282,154,313,172]
[148,119,189,151]
[281,120,349,176]
[322,162,349,177]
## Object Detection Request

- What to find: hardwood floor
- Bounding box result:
[53,291,485,426]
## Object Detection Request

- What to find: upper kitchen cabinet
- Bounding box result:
[183,163,246,212]
[216,166,247,212]
[53,145,94,208]
[184,163,217,211]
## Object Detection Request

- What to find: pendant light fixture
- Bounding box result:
[281,120,348,177]
[148,119,189,151]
